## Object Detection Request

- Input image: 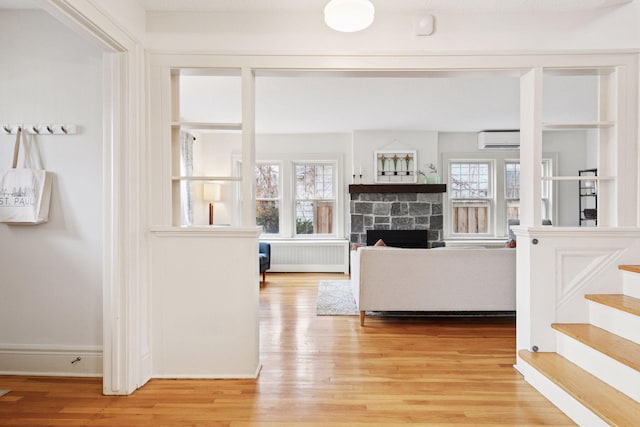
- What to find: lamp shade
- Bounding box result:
[324,0,375,32]
[203,183,222,202]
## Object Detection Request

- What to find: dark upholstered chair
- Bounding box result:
[259,242,271,284]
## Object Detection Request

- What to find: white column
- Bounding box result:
[516,68,545,358]
[241,67,256,227]
[519,67,543,227]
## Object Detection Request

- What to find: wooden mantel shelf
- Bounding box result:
[349,184,446,194]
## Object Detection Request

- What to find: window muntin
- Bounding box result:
[294,163,335,235]
[451,162,490,198]
[255,163,280,234]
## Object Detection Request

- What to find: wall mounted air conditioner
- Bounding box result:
[478,130,520,149]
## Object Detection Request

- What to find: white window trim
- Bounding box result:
[292,160,338,238]
[445,156,497,239]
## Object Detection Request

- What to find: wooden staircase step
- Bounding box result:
[519,350,640,427]
[585,294,640,316]
[551,323,640,372]
[619,265,640,274]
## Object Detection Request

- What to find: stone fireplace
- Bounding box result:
[349,184,445,248]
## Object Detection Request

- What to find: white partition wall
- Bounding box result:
[150,227,261,378]
[514,227,640,359]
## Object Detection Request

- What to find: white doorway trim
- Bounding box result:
[36,0,149,395]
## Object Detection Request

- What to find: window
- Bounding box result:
[254,160,339,238]
[450,161,491,235]
[504,160,553,227]
[294,163,335,235]
[505,161,520,223]
[446,157,554,239]
[255,163,280,234]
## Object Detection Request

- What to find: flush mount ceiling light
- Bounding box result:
[324,0,375,32]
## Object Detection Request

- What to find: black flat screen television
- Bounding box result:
[366,229,428,248]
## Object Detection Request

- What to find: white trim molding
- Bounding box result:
[38,0,148,395]
[0,344,102,377]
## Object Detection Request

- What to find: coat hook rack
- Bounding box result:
[1,124,77,135]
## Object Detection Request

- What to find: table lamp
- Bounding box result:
[203,183,222,225]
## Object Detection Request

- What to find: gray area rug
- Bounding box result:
[316,280,358,315]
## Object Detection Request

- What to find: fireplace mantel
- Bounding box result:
[348,184,446,194]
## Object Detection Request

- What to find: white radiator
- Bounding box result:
[266,240,349,273]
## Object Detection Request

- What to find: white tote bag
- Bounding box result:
[0,128,53,224]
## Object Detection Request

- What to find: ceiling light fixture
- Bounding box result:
[324,0,375,33]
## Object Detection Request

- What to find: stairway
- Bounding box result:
[519,265,640,426]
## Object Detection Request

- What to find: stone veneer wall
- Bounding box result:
[350,192,444,248]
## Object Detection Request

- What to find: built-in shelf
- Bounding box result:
[349,184,446,194]
[543,67,615,77]
[542,176,614,181]
[172,176,242,182]
[542,121,615,130]
[171,121,242,131]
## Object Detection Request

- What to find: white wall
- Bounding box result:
[145,4,640,53]
[190,132,240,226]
[195,130,437,234]
[0,11,103,375]
[193,132,352,231]
[353,130,438,184]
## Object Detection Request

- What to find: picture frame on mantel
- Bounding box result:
[374,150,417,183]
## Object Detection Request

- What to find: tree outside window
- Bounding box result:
[255,163,280,234]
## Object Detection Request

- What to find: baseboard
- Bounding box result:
[0,344,102,377]
[270,264,347,273]
[152,363,262,380]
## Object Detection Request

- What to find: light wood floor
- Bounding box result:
[0,272,574,426]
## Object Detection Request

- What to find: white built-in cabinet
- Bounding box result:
[150,64,261,379]
[541,67,618,227]
[516,59,638,360]
[170,69,245,226]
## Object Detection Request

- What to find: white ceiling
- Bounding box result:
[136,0,632,13]
[1,0,629,12]
[138,0,612,133]
[0,0,608,134]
